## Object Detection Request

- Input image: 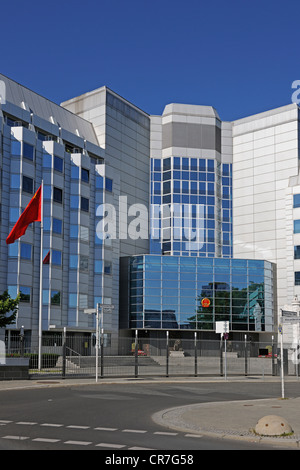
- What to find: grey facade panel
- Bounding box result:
[162,122,221,152]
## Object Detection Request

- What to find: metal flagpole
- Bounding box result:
[38,180,44,371]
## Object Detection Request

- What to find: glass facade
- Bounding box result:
[129,255,275,332]
[150,157,232,258]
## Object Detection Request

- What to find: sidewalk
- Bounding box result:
[0,375,300,448]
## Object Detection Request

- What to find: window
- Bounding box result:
[70,195,79,209]
[20,286,31,303]
[9,208,19,223]
[79,255,89,272]
[79,294,88,309]
[71,165,79,179]
[81,168,89,183]
[69,293,77,308]
[22,176,33,194]
[81,196,89,212]
[94,260,103,274]
[105,177,113,192]
[7,286,18,299]
[20,243,32,260]
[10,174,20,189]
[54,156,63,172]
[295,272,300,285]
[69,255,78,269]
[104,261,112,275]
[53,187,63,204]
[23,142,34,161]
[11,140,21,156]
[8,243,18,258]
[42,153,52,168]
[52,250,62,266]
[51,290,61,306]
[294,194,300,208]
[80,226,89,241]
[294,220,300,233]
[295,246,300,259]
[53,218,62,234]
[70,225,79,239]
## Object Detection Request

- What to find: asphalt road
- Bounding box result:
[0,380,298,452]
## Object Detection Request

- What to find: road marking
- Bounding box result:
[154,431,178,436]
[2,435,29,440]
[64,440,92,446]
[0,420,12,424]
[96,443,126,449]
[129,446,156,450]
[94,427,117,432]
[32,438,61,443]
[16,422,37,426]
[41,423,64,428]
[185,433,203,438]
[66,425,90,429]
[122,429,147,433]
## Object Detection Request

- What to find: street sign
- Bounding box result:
[84,308,97,314]
[215,321,229,335]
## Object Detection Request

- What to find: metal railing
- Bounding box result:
[4,334,300,379]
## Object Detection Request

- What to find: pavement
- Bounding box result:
[0,375,300,448]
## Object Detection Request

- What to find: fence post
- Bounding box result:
[166,331,169,377]
[194,332,197,377]
[100,328,104,378]
[62,327,66,379]
[244,334,248,376]
[271,335,276,376]
[134,329,138,378]
[220,337,223,376]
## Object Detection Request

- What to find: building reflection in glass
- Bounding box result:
[129,255,275,332]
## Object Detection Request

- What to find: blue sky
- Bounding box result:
[0,0,299,120]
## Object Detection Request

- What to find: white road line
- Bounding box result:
[66,425,90,429]
[122,429,147,433]
[94,427,117,432]
[41,423,64,428]
[96,443,127,449]
[128,446,156,450]
[185,433,203,438]
[2,435,29,440]
[32,438,61,443]
[16,422,37,426]
[154,431,178,436]
[0,420,12,424]
[64,440,92,446]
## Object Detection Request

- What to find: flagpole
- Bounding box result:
[38,180,44,371]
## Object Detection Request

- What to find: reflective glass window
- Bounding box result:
[51,290,61,305]
[52,250,62,266]
[53,218,62,234]
[23,142,34,161]
[294,194,300,208]
[54,156,63,172]
[20,243,31,260]
[53,187,63,204]
[20,286,31,303]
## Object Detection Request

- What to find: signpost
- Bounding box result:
[216,321,229,380]
[84,303,114,382]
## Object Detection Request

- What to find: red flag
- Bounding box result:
[43,250,50,264]
[6,185,42,244]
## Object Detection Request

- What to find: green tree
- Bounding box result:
[0,290,20,328]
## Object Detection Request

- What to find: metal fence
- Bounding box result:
[4,334,300,379]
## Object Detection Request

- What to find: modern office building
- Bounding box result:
[0,71,299,349]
